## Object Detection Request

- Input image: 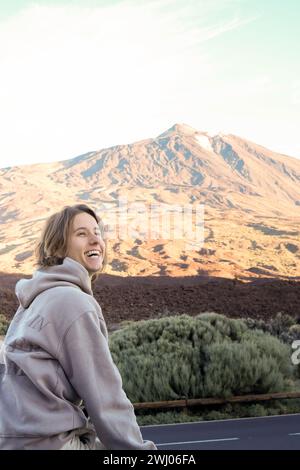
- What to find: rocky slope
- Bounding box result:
[1,123,300,279]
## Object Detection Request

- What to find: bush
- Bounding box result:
[136,409,203,426]
[203,333,292,397]
[0,314,9,335]
[109,313,295,403]
[244,312,300,344]
[245,312,300,379]
[136,399,300,426]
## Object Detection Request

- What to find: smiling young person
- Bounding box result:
[0,204,157,450]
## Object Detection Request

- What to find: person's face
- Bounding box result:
[66,212,105,277]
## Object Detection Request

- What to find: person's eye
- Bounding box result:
[78,232,86,236]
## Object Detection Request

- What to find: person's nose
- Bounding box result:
[88,233,105,252]
[88,233,100,245]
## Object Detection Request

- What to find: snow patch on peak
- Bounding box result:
[195,134,214,153]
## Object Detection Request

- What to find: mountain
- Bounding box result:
[0,123,300,279]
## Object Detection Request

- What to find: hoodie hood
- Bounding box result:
[16,257,93,309]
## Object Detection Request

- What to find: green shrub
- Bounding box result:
[203,335,292,397]
[245,312,300,344]
[245,312,300,380]
[136,409,203,426]
[136,399,300,426]
[0,314,9,335]
[109,313,295,403]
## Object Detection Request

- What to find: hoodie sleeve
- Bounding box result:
[57,310,157,450]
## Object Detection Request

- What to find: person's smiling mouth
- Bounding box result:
[85,250,102,258]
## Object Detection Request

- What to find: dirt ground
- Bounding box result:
[1,272,300,331]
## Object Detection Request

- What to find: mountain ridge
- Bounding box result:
[0,123,300,278]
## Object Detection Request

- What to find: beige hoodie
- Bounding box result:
[0,257,157,450]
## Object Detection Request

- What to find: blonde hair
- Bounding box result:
[35,204,108,281]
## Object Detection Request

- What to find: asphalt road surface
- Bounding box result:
[141,414,300,450]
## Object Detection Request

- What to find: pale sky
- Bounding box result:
[0,0,299,168]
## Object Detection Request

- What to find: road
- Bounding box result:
[141,414,300,450]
